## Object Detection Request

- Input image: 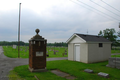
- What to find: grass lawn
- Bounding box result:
[9,60,120,80]
[3,46,120,58]
[111,50,120,57]
[111,50,120,54]
[2,46,68,58]
[111,55,120,57]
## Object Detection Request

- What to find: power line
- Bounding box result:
[101,0,120,13]
[69,0,113,20]
[69,0,119,22]
[76,0,120,21]
[90,0,120,17]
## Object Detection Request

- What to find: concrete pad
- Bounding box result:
[51,70,69,77]
[29,67,47,72]
[51,70,76,80]
[66,76,76,80]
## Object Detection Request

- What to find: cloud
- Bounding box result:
[0,0,120,43]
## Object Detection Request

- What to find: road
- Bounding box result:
[0,46,68,80]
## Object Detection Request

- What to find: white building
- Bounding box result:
[66,33,112,63]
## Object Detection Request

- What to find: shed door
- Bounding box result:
[74,44,80,61]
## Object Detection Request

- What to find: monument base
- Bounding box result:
[29,67,47,72]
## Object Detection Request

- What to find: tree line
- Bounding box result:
[0,41,68,47]
[0,41,29,46]
[47,42,68,47]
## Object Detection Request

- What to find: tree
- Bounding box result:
[98,30,103,36]
[98,28,117,42]
[98,28,118,46]
[118,31,120,37]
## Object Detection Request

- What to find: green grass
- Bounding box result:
[3,46,29,58]
[111,50,120,57]
[9,60,120,80]
[111,50,120,54]
[111,55,120,57]
[2,46,68,58]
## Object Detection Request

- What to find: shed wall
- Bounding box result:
[68,43,74,60]
[88,43,111,63]
[80,43,88,63]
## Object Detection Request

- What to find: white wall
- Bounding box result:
[88,43,111,63]
[68,36,87,62]
[68,43,74,60]
[80,43,88,63]
[70,36,85,43]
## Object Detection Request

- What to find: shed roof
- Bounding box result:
[66,33,112,43]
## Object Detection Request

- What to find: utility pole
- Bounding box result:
[18,3,21,58]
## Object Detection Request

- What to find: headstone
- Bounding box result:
[55,50,58,52]
[64,53,67,55]
[46,54,49,57]
[84,69,93,73]
[65,50,67,52]
[54,51,56,55]
[98,72,109,78]
[13,45,17,49]
[20,49,23,51]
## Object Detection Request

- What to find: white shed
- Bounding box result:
[66,33,112,63]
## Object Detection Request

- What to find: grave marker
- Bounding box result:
[13,45,17,49]
[84,69,93,73]
[98,72,109,78]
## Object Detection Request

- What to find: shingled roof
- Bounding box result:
[66,33,112,43]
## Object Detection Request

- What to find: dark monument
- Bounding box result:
[29,29,47,72]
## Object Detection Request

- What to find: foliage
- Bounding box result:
[98,28,118,46]
[98,30,103,36]
[0,41,67,47]
[9,60,120,80]
[117,31,120,37]
[0,41,28,46]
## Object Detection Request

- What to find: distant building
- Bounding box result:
[66,33,112,63]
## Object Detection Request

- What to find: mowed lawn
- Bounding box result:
[2,46,68,58]
[3,46,120,58]
[9,60,120,80]
[111,49,120,57]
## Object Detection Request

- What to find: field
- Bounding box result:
[2,46,68,58]
[3,46,120,58]
[9,60,120,80]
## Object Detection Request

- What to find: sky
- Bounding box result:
[0,0,120,43]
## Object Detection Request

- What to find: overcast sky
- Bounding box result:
[0,0,120,43]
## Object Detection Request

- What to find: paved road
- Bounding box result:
[111,53,120,55]
[0,46,68,80]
